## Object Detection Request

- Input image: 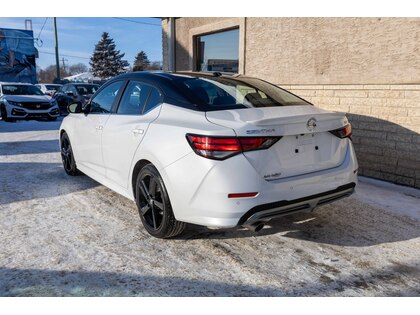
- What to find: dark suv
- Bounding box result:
[53,83,99,115]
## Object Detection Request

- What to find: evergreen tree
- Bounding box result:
[90,32,129,79]
[133,51,151,71]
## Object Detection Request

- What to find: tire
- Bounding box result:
[135,164,186,238]
[1,105,14,122]
[60,132,80,176]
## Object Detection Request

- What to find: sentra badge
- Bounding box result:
[246,128,276,135]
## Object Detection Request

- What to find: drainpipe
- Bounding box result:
[167,18,175,72]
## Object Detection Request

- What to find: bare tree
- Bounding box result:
[146,61,163,70]
[69,63,88,75]
[37,65,69,83]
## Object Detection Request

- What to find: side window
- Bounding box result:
[142,87,162,114]
[90,81,123,114]
[117,81,151,115]
[69,86,77,95]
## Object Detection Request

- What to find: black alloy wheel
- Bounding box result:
[60,133,80,176]
[136,164,186,238]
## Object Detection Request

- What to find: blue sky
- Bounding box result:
[0,17,162,70]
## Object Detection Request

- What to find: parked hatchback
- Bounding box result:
[0,82,60,122]
[59,72,358,238]
[35,83,63,96]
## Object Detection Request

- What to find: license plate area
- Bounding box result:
[296,133,315,146]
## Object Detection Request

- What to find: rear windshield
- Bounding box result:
[75,85,99,95]
[172,75,311,110]
[2,85,44,96]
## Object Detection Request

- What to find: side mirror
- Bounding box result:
[68,103,83,114]
[82,101,91,114]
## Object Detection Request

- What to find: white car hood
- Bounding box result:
[4,95,52,102]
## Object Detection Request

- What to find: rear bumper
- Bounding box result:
[239,182,355,226]
[162,140,358,228]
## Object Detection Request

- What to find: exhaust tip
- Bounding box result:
[243,222,265,233]
[254,223,265,232]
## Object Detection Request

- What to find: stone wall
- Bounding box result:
[245,17,420,84]
[161,18,169,71]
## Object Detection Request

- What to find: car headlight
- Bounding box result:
[7,100,22,107]
[50,100,58,107]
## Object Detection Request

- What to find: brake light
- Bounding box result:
[228,192,259,198]
[186,134,280,160]
[329,124,352,139]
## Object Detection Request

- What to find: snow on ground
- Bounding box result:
[0,118,419,296]
[356,177,420,221]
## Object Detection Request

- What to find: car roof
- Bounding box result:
[0,82,33,85]
[66,83,99,86]
[104,71,251,112]
[113,71,243,83]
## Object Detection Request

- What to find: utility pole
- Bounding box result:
[54,17,60,81]
[61,58,68,74]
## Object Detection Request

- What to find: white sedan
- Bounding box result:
[59,72,358,238]
[0,82,60,121]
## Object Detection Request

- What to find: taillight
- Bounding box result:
[329,124,352,139]
[228,192,259,198]
[186,134,280,160]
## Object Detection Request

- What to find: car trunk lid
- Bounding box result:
[206,105,349,180]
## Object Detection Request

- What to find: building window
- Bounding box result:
[195,28,239,73]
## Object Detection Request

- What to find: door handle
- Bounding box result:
[132,128,144,135]
[96,125,103,130]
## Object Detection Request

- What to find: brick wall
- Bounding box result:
[281,84,420,188]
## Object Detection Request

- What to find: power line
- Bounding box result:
[37,17,49,40]
[37,18,160,63]
[112,17,161,27]
[33,17,49,47]
[38,50,90,60]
